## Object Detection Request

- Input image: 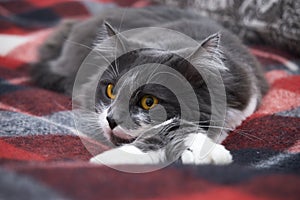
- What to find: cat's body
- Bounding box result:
[31,6,268,166]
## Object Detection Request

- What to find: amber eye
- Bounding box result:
[106,84,116,99]
[140,95,158,110]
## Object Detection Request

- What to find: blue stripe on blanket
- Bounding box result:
[0,78,26,95]
[0,111,76,136]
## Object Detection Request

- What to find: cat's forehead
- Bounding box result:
[111,48,176,73]
[102,48,205,92]
[102,48,178,84]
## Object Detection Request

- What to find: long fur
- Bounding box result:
[31,6,268,164]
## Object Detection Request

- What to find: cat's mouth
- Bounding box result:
[109,131,136,146]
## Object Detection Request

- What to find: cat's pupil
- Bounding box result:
[140,95,158,110]
[146,97,154,107]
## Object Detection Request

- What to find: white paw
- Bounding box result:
[90,145,164,165]
[181,134,232,165]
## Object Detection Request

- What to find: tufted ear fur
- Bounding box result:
[94,21,142,58]
[102,21,129,52]
[189,32,222,59]
[200,32,221,55]
[187,32,226,70]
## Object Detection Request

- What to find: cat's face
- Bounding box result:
[95,49,185,146]
[83,24,225,149]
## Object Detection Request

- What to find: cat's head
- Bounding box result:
[79,22,226,149]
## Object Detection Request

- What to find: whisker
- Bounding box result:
[84,62,116,79]
[134,118,178,140]
[197,125,264,141]
[229,128,264,141]
[65,39,117,77]
[118,8,127,32]
[113,8,128,76]
[65,39,94,51]
[146,62,163,84]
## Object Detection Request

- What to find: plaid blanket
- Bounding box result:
[0,1,299,199]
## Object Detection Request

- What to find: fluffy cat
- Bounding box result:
[31,6,268,166]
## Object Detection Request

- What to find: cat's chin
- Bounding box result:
[101,125,136,146]
[109,130,136,146]
[110,133,136,146]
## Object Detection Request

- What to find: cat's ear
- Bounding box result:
[95,21,129,52]
[103,21,129,52]
[200,32,221,55]
[187,32,226,70]
[188,32,222,60]
[103,21,118,37]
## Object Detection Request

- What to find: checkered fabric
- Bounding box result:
[0,1,299,199]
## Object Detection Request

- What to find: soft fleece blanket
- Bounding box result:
[0,1,299,200]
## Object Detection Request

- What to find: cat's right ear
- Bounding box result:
[102,21,129,52]
[95,21,140,54]
[103,21,118,37]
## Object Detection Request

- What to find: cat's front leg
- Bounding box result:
[90,145,165,165]
[181,133,232,165]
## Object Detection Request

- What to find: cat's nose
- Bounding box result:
[106,116,117,130]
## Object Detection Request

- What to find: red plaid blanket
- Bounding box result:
[0,1,299,199]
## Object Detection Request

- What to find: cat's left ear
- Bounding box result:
[187,32,226,70]
[189,32,222,58]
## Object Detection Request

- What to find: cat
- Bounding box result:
[31,6,268,166]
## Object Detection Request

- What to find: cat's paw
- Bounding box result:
[181,134,232,165]
[90,145,164,165]
[181,144,232,165]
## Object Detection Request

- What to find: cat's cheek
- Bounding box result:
[98,108,111,140]
[102,126,111,140]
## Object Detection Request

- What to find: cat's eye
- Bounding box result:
[140,95,158,110]
[106,84,116,99]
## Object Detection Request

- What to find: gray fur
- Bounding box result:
[31,6,268,163]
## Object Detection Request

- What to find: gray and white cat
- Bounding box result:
[31,6,268,166]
